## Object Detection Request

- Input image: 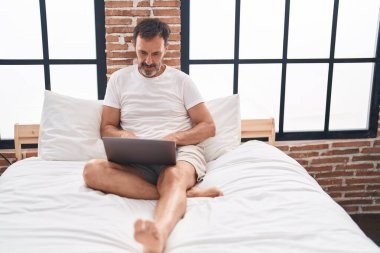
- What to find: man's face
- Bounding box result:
[135,35,167,78]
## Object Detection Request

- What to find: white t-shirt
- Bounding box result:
[103,65,204,139]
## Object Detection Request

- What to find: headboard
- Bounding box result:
[13,119,275,161]
[14,124,40,161]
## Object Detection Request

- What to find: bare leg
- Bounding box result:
[83,159,159,199]
[134,161,201,253]
[83,159,223,200]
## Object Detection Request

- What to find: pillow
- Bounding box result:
[38,91,106,161]
[200,94,241,162]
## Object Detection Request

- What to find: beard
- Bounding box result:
[138,62,161,78]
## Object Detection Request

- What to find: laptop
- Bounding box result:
[102,137,177,165]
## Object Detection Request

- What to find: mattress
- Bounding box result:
[0,141,378,252]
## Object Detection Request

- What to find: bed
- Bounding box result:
[1,91,379,253]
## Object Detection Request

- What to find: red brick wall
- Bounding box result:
[0,0,379,215]
[275,126,380,214]
[105,0,181,77]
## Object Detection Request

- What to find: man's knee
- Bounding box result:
[157,166,188,190]
[83,159,108,187]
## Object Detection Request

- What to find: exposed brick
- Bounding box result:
[288,152,319,159]
[0,152,16,158]
[107,59,134,66]
[105,1,133,8]
[153,9,180,16]
[0,166,8,174]
[320,149,359,156]
[106,44,129,51]
[170,26,181,33]
[153,1,180,7]
[275,145,289,152]
[106,18,133,25]
[356,170,380,177]
[293,159,309,166]
[106,26,135,34]
[341,205,359,213]
[361,147,380,154]
[305,165,333,173]
[362,205,380,212]
[138,17,180,24]
[346,178,380,185]
[345,191,380,198]
[105,9,150,17]
[316,178,343,186]
[328,185,365,192]
[328,192,342,198]
[107,51,137,58]
[0,159,11,166]
[352,155,380,162]
[168,33,180,41]
[335,163,374,170]
[311,157,349,165]
[164,51,180,58]
[106,35,120,42]
[289,144,329,151]
[332,141,371,148]
[167,43,180,51]
[316,171,354,178]
[163,58,180,66]
[107,68,122,75]
[367,185,380,191]
[374,140,380,146]
[337,199,373,205]
[137,0,151,7]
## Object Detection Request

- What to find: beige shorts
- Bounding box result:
[131,144,206,185]
[177,145,207,182]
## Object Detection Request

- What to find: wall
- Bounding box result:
[0,0,379,215]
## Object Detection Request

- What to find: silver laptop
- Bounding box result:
[102,137,176,165]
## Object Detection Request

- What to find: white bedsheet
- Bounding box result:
[0,141,378,253]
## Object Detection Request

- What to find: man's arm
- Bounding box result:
[101,105,136,138]
[162,102,215,145]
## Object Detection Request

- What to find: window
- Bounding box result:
[0,0,106,148]
[181,0,380,141]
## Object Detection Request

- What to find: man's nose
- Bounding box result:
[146,54,153,65]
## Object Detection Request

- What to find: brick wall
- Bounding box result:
[0,0,379,215]
[105,0,181,77]
[276,131,380,214]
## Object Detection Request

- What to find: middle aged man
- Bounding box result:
[83,18,222,253]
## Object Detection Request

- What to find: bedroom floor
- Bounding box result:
[351,214,380,247]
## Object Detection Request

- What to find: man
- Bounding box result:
[83,18,222,253]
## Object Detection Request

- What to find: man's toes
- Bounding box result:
[134,219,145,233]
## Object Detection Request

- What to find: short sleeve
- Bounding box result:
[103,74,121,109]
[183,77,204,110]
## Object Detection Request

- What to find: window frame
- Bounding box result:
[0,0,106,149]
[181,0,380,141]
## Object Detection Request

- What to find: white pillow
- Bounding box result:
[38,91,106,161]
[200,95,241,162]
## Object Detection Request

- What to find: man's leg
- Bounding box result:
[83,159,159,199]
[134,161,201,253]
[83,159,222,200]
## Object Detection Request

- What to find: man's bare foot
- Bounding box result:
[186,186,224,198]
[134,219,165,253]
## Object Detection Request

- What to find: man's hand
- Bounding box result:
[162,133,179,143]
[121,131,137,138]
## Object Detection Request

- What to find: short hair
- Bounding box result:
[133,18,171,46]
